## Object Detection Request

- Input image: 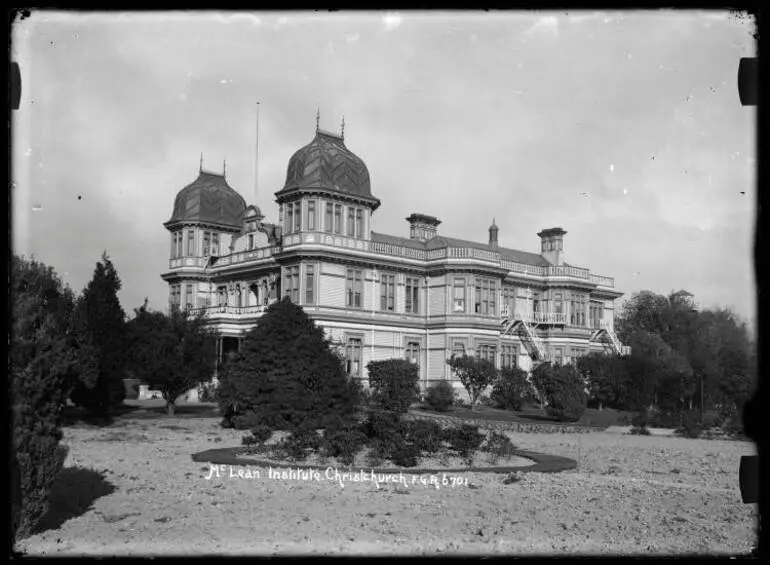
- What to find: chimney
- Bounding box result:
[488,218,499,249]
[406,213,441,242]
[538,227,566,266]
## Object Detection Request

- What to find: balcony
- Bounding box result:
[188,304,269,320]
[500,307,566,326]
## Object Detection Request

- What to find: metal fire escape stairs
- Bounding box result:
[590,320,628,355]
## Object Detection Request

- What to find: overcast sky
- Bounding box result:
[12,10,757,326]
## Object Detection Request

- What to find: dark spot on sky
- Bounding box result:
[740,191,745,195]
[77,195,82,200]
[651,155,655,160]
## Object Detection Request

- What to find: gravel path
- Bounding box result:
[15,417,758,556]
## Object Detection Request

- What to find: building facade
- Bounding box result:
[161,123,630,395]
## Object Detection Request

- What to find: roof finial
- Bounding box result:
[200,152,203,173]
[340,114,345,139]
[223,159,227,178]
[316,107,320,132]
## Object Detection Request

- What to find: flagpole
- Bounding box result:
[255,101,260,205]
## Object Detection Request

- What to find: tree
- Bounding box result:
[576,353,630,411]
[490,365,530,411]
[367,359,420,414]
[69,252,127,415]
[11,256,79,540]
[530,362,588,422]
[446,354,498,410]
[126,301,217,416]
[218,297,359,431]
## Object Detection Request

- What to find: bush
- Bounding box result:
[425,381,455,412]
[678,411,702,439]
[630,426,651,435]
[443,424,485,464]
[323,425,368,466]
[279,425,322,462]
[231,411,263,431]
[367,359,420,414]
[481,431,518,457]
[532,363,587,422]
[216,297,358,431]
[630,410,648,429]
[11,256,79,541]
[363,410,402,441]
[491,366,530,411]
[389,438,420,468]
[447,354,498,410]
[405,420,444,454]
[250,424,273,444]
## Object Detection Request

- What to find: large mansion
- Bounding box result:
[161,122,630,393]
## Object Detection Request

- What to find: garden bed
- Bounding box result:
[192,446,577,475]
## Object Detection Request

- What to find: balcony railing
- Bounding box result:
[500,307,566,325]
[188,304,269,319]
[185,230,615,288]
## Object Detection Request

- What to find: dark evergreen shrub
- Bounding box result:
[630,410,648,429]
[279,425,323,462]
[443,424,485,461]
[425,381,455,412]
[363,411,402,440]
[491,366,530,411]
[231,411,262,430]
[389,439,420,468]
[11,256,79,541]
[367,359,420,414]
[322,425,368,466]
[217,297,358,431]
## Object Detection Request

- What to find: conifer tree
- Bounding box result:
[69,252,127,416]
[218,296,358,430]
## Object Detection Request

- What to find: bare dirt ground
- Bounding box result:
[15,412,758,556]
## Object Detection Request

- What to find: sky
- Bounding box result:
[11,10,757,327]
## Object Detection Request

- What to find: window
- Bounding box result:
[380,274,395,311]
[187,230,195,256]
[345,337,362,378]
[248,234,254,250]
[202,232,211,256]
[284,267,300,303]
[405,341,420,368]
[476,344,497,366]
[590,301,603,329]
[501,344,517,368]
[305,264,315,304]
[501,286,516,317]
[307,200,316,231]
[293,202,301,232]
[212,233,219,255]
[334,204,342,234]
[325,202,333,233]
[169,284,181,309]
[553,291,563,314]
[554,347,564,366]
[347,207,355,237]
[217,286,227,307]
[453,278,466,312]
[405,277,420,314]
[170,233,176,258]
[452,341,466,358]
[569,292,577,325]
[346,269,363,308]
[474,278,496,315]
[185,284,193,310]
[532,291,541,313]
[356,209,363,238]
[285,204,293,234]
